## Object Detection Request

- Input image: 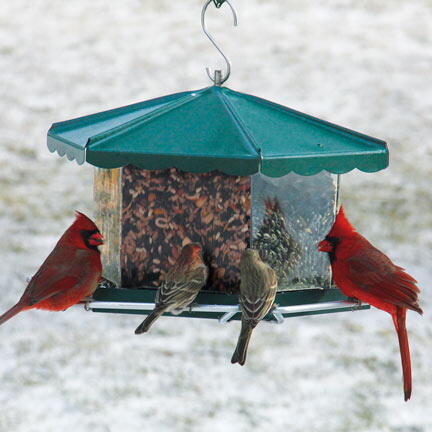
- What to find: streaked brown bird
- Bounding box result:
[135,243,208,334]
[231,249,277,365]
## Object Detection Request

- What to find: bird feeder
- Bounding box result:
[47,0,388,322]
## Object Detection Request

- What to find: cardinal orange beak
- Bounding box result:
[317,239,332,252]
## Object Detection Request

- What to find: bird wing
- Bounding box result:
[240,265,277,324]
[156,265,207,308]
[267,267,278,291]
[345,247,421,312]
[240,289,276,323]
[24,247,91,305]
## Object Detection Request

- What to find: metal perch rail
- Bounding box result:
[84,299,368,323]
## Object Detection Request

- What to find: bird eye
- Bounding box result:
[326,236,340,247]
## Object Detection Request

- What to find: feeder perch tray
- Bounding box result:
[87,287,370,322]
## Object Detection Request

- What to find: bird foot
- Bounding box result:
[84,298,92,311]
[347,297,362,309]
[188,302,199,312]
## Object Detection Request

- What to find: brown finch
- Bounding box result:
[231,249,277,365]
[135,243,208,334]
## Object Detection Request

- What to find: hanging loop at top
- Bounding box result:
[201,0,238,86]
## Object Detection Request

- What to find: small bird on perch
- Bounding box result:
[318,206,422,401]
[231,249,277,366]
[0,212,103,326]
[135,243,208,334]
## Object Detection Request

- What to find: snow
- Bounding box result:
[0,0,431,430]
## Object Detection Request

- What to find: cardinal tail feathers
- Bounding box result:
[134,307,165,334]
[395,308,412,402]
[0,302,25,327]
[231,320,254,366]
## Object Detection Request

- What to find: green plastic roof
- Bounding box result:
[47,86,388,177]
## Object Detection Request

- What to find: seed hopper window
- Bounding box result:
[47,0,388,323]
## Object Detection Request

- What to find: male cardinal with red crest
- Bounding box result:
[0,211,103,326]
[318,206,422,401]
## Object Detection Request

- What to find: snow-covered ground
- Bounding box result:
[0,0,431,430]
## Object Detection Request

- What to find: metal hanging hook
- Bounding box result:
[201,0,238,86]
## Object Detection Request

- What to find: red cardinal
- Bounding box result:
[318,206,422,401]
[0,211,103,326]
